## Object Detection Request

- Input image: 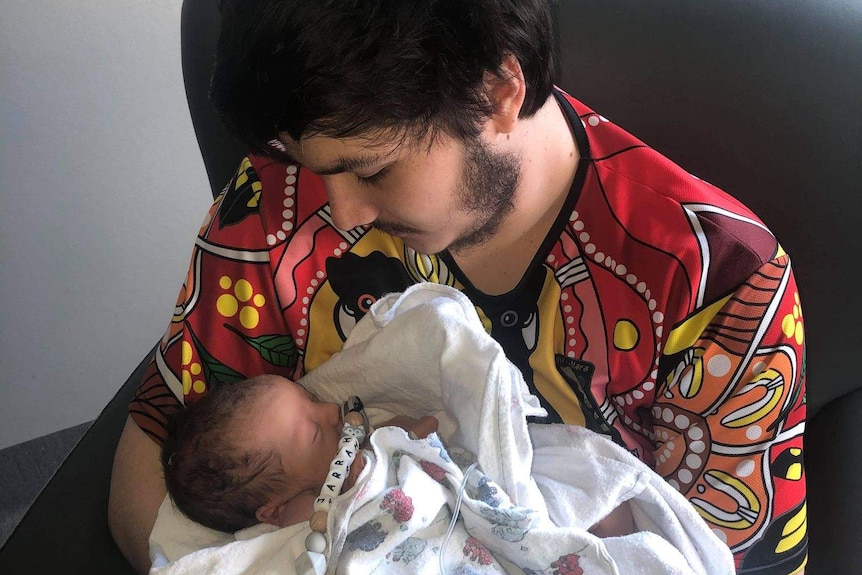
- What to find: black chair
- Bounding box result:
[1,1,859,573]
[553,3,862,574]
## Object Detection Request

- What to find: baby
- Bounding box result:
[163,373,633,538]
[161,374,437,533]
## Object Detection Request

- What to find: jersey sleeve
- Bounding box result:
[129,157,298,445]
[654,253,807,574]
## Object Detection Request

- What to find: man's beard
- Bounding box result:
[446,136,520,254]
[371,136,521,253]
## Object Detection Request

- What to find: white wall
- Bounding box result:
[0,0,211,449]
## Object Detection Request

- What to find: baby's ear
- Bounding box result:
[256,492,317,528]
[255,499,288,526]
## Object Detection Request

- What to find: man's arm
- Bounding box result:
[655,255,807,573]
[108,416,166,575]
[108,156,302,571]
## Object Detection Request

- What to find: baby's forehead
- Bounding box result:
[249,374,309,403]
[248,373,298,389]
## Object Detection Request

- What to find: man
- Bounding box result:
[109,1,807,573]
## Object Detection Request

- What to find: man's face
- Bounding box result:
[246,375,345,499]
[279,128,520,255]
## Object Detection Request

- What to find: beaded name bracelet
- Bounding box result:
[294,396,369,575]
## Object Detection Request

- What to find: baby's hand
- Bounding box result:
[342,452,366,493]
[379,415,439,439]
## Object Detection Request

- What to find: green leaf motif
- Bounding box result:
[225,324,297,368]
[188,326,246,390]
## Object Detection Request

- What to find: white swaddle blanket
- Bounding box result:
[149,283,734,574]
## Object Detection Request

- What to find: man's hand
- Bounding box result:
[108,416,167,574]
[588,500,635,538]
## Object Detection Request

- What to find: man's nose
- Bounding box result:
[324,175,379,231]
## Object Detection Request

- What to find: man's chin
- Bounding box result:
[392,233,445,256]
[403,240,435,256]
[404,232,484,256]
[446,228,492,255]
[373,225,464,255]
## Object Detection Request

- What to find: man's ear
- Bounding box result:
[483,54,527,135]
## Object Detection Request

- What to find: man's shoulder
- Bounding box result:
[561,93,780,310]
[247,153,329,220]
[205,154,330,248]
[561,89,776,259]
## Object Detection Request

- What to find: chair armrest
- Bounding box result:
[0,350,153,574]
[804,386,862,574]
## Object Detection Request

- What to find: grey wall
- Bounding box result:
[0,0,212,449]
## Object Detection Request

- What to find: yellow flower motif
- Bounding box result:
[180,341,204,395]
[216,276,267,329]
[781,292,804,345]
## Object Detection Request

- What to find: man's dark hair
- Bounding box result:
[162,376,288,533]
[211,0,558,159]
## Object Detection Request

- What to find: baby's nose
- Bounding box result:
[323,401,342,426]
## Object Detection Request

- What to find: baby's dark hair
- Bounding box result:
[162,375,288,533]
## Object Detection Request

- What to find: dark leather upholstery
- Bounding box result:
[554,3,862,572]
[1,1,858,573]
[0,351,153,574]
[180,0,247,194]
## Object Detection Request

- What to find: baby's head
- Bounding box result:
[162,374,349,532]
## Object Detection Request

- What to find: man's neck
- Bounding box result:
[450,94,579,295]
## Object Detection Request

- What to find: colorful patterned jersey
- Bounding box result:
[131,91,806,574]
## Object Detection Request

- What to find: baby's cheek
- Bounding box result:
[277,492,316,527]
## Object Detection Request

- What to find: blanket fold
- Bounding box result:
[150,283,734,575]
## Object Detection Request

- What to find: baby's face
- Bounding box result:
[245,375,347,500]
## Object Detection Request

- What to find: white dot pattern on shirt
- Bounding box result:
[566,210,667,415]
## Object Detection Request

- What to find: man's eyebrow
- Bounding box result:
[313,154,391,176]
